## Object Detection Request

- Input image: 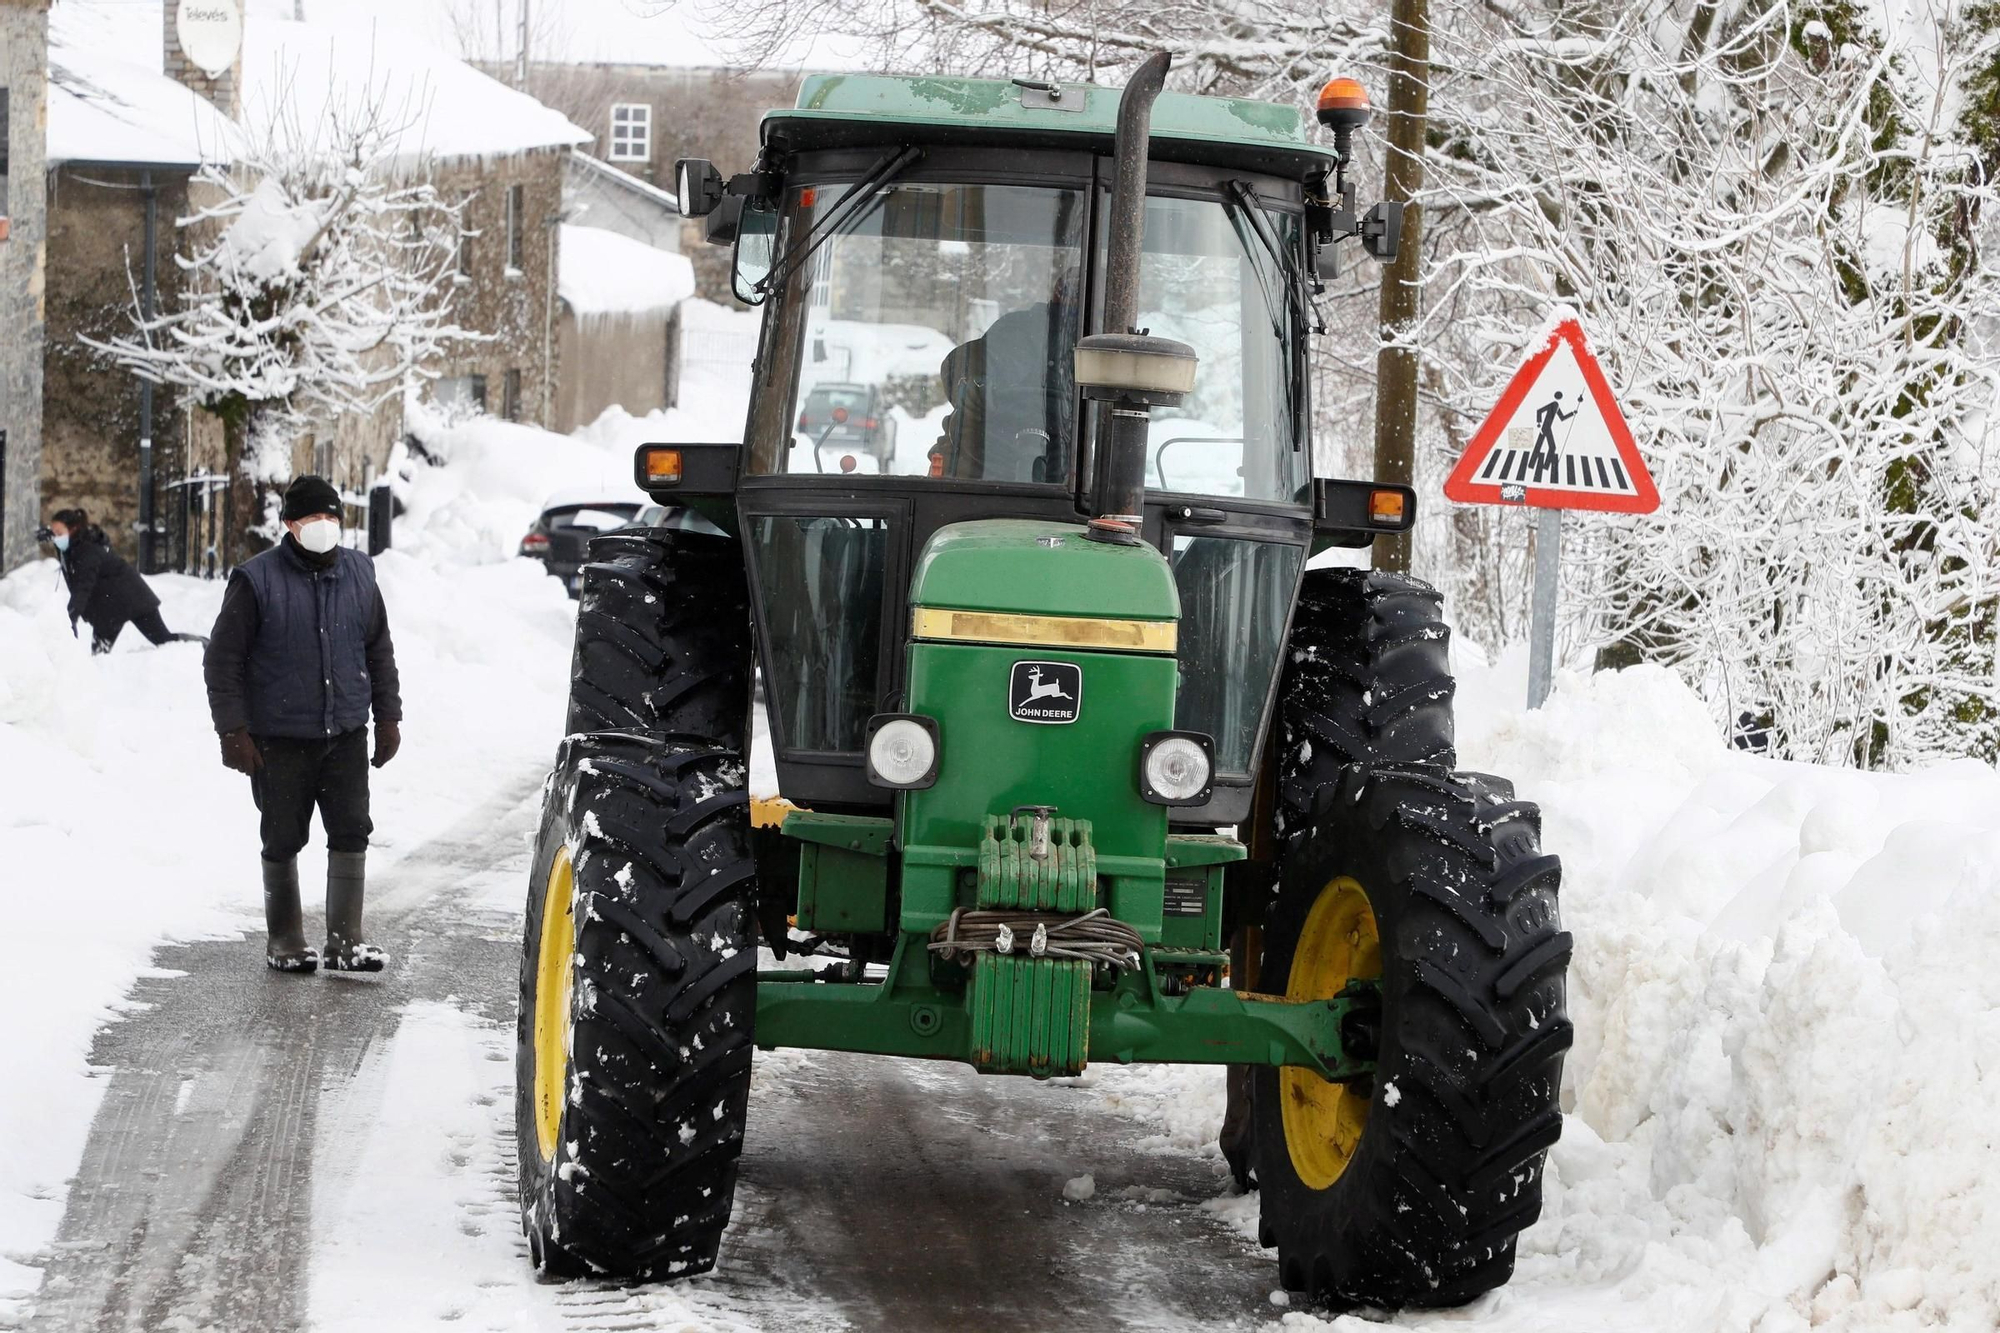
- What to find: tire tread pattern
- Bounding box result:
[565,529,753,752]
[1252,765,1571,1312]
[1275,569,1456,844]
[516,733,756,1280]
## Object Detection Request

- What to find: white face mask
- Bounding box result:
[295,518,341,554]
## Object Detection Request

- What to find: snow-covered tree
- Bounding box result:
[92,104,475,560]
[1417,1,2000,765]
[706,0,2000,765]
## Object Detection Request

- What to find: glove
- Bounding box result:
[371,718,401,769]
[220,729,263,775]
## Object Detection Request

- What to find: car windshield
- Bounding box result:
[549,504,640,530]
[746,178,1302,503]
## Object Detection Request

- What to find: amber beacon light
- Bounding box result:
[1316,77,1371,131]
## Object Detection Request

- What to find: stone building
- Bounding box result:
[39,9,239,572]
[554,222,695,432]
[0,0,49,574]
[498,60,800,304]
[31,1,586,567]
[565,151,682,254]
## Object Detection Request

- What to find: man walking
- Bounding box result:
[203,476,402,974]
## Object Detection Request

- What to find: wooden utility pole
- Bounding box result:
[1372,0,1429,573]
[515,0,530,88]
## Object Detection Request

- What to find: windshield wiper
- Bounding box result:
[755,146,924,298]
[1222,180,1309,449]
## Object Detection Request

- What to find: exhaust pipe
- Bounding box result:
[1083,52,1195,545]
[1101,51,1171,340]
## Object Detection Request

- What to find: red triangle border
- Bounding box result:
[1442,318,1659,515]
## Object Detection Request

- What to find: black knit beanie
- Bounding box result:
[281,475,342,522]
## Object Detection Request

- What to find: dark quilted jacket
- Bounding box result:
[203,539,401,739]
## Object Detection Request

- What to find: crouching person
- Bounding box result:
[203,476,403,974]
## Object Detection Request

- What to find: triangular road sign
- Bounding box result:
[1443,317,1658,514]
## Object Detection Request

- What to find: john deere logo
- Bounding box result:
[1009,661,1081,724]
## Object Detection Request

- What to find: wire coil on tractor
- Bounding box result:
[929,907,1144,968]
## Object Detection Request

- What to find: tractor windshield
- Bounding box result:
[748,181,1089,482]
[745,176,1304,502]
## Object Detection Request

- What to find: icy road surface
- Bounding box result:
[25,786,1281,1333]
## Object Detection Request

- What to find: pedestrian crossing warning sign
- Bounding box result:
[1443,316,1658,514]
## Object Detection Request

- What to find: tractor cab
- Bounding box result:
[665,71,1407,822]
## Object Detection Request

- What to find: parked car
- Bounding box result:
[518,492,646,595]
[796,382,897,462]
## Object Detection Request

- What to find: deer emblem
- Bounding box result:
[1021,665,1073,705]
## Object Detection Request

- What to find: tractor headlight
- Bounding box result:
[865,714,940,789]
[1139,731,1215,806]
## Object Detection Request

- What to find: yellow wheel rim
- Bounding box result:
[532,845,578,1163]
[1279,875,1382,1191]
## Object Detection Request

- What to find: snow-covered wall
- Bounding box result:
[0,0,49,576]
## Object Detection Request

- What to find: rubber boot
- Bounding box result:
[324,850,387,972]
[264,857,319,973]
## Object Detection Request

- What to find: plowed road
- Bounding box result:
[22,783,1280,1332]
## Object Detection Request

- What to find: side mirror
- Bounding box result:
[1362,201,1403,265]
[732,204,778,306]
[675,159,726,218]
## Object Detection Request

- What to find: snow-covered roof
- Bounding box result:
[49,1,589,167]
[239,0,875,73]
[46,41,243,167]
[558,224,696,319]
[569,153,679,214]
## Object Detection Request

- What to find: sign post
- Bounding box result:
[1442,313,1657,708]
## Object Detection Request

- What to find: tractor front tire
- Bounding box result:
[1251,764,1571,1311]
[517,733,757,1280]
[567,529,753,749]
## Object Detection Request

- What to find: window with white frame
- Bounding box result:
[609,103,652,162]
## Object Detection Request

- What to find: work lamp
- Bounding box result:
[1138,731,1215,806]
[865,714,941,789]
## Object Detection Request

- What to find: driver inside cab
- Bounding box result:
[928,301,1075,484]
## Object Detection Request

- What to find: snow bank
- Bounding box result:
[560,224,697,318]
[1106,655,2000,1333]
[397,369,747,567]
[1465,664,2000,1333]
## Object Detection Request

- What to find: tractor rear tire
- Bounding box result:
[1251,763,1570,1311]
[567,529,753,751]
[1275,569,1456,843]
[516,733,757,1280]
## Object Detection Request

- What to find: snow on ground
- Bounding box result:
[0,363,748,1322]
[1078,643,2000,1333]
[309,1001,759,1333]
[5,339,1999,1328]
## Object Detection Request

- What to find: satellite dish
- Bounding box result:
[176,0,243,79]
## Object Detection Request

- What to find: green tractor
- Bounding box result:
[516,54,1570,1311]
